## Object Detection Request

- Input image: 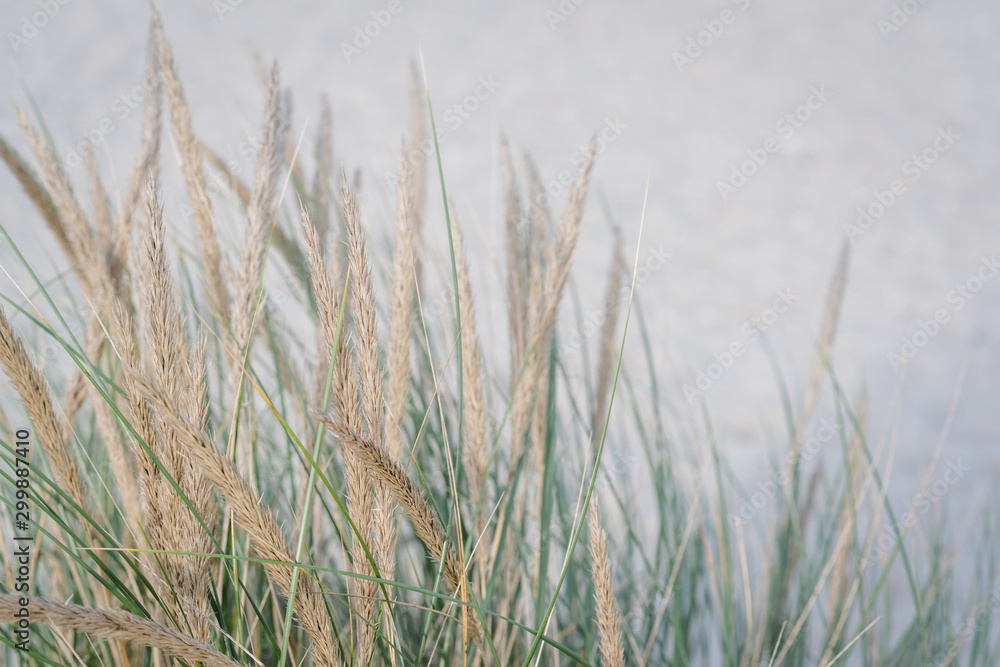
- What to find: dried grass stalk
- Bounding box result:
[342,177,388,659]
[321,414,482,643]
[130,374,342,667]
[0,306,88,513]
[152,9,230,322]
[0,595,241,667]
[0,133,74,262]
[342,179,384,440]
[509,141,596,479]
[385,154,415,463]
[499,142,595,646]
[135,180,216,640]
[407,64,427,265]
[117,22,163,242]
[300,201,353,566]
[223,63,283,483]
[231,64,284,353]
[108,301,160,528]
[16,108,114,313]
[588,503,625,667]
[451,207,490,591]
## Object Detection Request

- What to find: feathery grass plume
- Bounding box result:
[588,502,625,667]
[200,137,311,288]
[152,8,230,322]
[0,134,74,262]
[0,595,242,667]
[108,298,165,585]
[226,63,284,484]
[108,299,157,481]
[385,153,415,463]
[0,306,128,664]
[16,108,114,313]
[320,415,483,644]
[134,179,217,641]
[303,200,378,661]
[300,202,352,551]
[116,23,163,242]
[591,229,625,437]
[501,136,528,381]
[342,176,390,659]
[130,373,343,667]
[231,64,283,354]
[187,327,211,430]
[85,150,133,307]
[342,180,384,443]
[0,305,88,513]
[302,199,358,441]
[407,63,427,262]
[450,205,490,593]
[508,140,596,481]
[537,140,597,346]
[301,205,342,398]
[499,141,595,651]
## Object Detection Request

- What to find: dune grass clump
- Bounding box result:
[0,10,998,667]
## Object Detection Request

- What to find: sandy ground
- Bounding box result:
[1,0,999,593]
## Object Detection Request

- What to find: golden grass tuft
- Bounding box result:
[0,595,242,667]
